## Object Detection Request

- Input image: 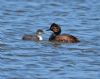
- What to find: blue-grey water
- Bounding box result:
[0,0,100,79]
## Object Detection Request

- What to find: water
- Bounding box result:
[0,0,100,79]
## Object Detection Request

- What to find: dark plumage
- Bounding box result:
[47,23,80,43]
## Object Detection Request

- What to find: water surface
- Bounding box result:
[0,0,100,79]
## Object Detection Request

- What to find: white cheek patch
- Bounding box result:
[38,35,43,40]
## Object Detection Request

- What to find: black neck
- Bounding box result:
[54,31,61,35]
[49,31,61,41]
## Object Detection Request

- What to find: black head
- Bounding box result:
[36,29,44,33]
[48,23,61,35]
[36,29,44,35]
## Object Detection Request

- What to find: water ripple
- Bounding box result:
[0,0,100,79]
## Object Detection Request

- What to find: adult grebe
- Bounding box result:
[47,23,80,43]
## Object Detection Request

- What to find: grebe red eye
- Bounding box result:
[52,27,58,30]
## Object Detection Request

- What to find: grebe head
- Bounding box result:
[36,29,44,35]
[47,23,61,35]
[35,29,44,40]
